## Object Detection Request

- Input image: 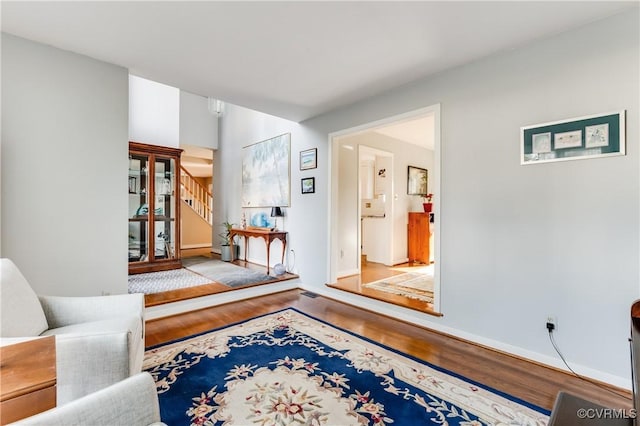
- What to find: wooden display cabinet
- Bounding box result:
[128,141,183,274]
[408,212,431,264]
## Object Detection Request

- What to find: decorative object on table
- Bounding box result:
[270,206,284,230]
[219,221,239,262]
[299,147,317,170]
[143,309,549,426]
[422,193,434,213]
[249,211,275,229]
[241,211,247,229]
[521,110,626,165]
[301,177,315,194]
[407,165,428,196]
[242,133,290,207]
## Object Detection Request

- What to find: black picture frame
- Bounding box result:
[301,177,315,194]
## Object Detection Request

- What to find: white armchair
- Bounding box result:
[0,258,145,405]
[10,372,165,426]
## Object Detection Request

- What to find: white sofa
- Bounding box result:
[10,372,165,426]
[0,258,145,405]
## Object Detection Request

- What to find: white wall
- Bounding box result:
[1,34,129,296]
[216,103,326,278]
[299,10,638,386]
[215,8,640,385]
[179,91,218,150]
[129,75,180,147]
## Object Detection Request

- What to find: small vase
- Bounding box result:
[423,203,433,213]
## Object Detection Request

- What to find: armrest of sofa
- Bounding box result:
[10,372,164,426]
[53,331,132,405]
[39,293,144,330]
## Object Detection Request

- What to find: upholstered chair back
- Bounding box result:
[0,258,49,337]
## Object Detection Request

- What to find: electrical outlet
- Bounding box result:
[546,316,557,332]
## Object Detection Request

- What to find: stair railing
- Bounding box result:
[180,166,213,225]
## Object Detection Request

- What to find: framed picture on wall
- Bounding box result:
[521,110,625,165]
[241,133,291,207]
[300,148,317,170]
[407,166,427,195]
[301,177,315,194]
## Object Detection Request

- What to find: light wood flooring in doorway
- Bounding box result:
[327,260,439,316]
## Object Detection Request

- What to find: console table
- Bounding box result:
[229,228,287,274]
[0,336,56,425]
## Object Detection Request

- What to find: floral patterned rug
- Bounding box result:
[143,309,549,425]
[363,272,434,303]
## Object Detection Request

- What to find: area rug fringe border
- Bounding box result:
[145,306,549,416]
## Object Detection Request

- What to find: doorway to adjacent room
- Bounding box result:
[328,104,441,315]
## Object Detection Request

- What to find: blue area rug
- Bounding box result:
[144,309,549,425]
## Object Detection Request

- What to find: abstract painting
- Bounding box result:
[242,133,290,207]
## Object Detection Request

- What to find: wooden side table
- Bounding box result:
[229,228,287,274]
[0,336,56,425]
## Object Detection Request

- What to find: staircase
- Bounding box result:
[180,166,213,225]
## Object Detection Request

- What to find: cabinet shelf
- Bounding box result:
[129,216,175,222]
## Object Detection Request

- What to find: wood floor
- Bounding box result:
[328,260,439,315]
[145,289,632,413]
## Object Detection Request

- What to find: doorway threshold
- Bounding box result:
[326,280,442,317]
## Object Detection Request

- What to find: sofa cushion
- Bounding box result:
[0,258,49,337]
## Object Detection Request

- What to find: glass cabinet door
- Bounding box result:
[153,156,176,260]
[128,153,150,263]
[129,141,182,274]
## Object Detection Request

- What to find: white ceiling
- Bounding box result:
[1,1,636,122]
[374,115,435,150]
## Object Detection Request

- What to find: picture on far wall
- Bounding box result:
[407,165,427,195]
[521,110,625,165]
[242,133,291,207]
[300,148,317,170]
[301,177,315,194]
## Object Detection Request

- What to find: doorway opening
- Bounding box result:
[327,104,441,315]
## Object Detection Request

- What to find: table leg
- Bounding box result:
[243,236,248,262]
[281,238,286,264]
[265,239,271,274]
